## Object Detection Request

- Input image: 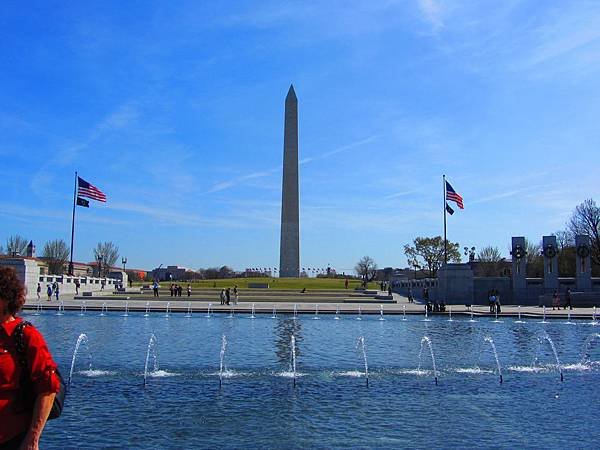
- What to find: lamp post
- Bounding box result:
[122,257,128,272]
[97,255,103,277]
[463,246,476,262]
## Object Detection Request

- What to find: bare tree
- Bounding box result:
[5,235,28,256]
[93,241,119,276]
[354,256,378,286]
[567,198,600,267]
[475,246,505,277]
[553,230,574,250]
[524,238,543,277]
[404,236,461,278]
[42,240,70,275]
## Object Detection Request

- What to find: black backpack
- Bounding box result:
[13,321,66,419]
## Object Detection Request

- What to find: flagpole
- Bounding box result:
[443,174,447,266]
[68,171,78,276]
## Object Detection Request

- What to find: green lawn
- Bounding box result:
[135,277,378,290]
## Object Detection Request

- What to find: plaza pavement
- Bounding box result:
[22,290,600,320]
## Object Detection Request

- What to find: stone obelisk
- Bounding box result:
[279,85,300,278]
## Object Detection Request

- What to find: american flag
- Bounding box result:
[78,177,107,202]
[445,181,463,209]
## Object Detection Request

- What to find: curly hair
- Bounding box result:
[0,266,26,315]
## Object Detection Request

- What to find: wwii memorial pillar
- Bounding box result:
[542,235,559,292]
[575,234,592,291]
[279,85,300,278]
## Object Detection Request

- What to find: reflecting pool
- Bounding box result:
[25,311,600,449]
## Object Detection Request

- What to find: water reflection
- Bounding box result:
[275,318,303,365]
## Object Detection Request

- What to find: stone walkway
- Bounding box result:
[23,292,599,320]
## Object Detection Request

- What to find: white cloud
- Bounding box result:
[418,0,443,30]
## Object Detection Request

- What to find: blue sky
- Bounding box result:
[1,0,599,273]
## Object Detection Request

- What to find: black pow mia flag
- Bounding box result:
[76,197,89,208]
[445,202,454,215]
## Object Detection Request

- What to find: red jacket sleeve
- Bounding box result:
[23,326,60,395]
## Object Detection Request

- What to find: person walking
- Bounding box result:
[54,283,60,301]
[153,281,160,298]
[220,289,226,305]
[233,285,239,305]
[552,289,560,310]
[187,284,192,297]
[495,290,501,314]
[75,279,80,295]
[177,285,182,297]
[46,285,52,302]
[36,283,41,301]
[0,267,61,450]
[563,287,572,310]
[225,288,231,305]
[344,278,349,289]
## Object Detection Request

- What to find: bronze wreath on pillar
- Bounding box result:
[577,244,590,259]
[511,245,526,260]
[543,244,557,259]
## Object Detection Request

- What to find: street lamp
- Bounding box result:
[464,246,476,262]
[122,257,128,271]
[97,254,103,277]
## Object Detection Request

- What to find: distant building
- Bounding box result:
[152,265,190,281]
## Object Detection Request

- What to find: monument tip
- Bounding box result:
[286,84,297,101]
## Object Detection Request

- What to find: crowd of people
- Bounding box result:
[220,286,239,305]
[552,287,573,310]
[168,283,192,298]
[488,289,501,314]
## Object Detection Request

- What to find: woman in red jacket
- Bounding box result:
[0,267,60,450]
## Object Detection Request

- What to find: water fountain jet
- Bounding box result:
[356,336,369,387]
[68,333,91,385]
[219,335,227,388]
[143,334,159,387]
[418,336,438,385]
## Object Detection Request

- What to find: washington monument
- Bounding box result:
[279,85,300,277]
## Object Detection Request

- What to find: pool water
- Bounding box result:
[23,311,600,449]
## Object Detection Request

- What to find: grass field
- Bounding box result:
[135,277,378,290]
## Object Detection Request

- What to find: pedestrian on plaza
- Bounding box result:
[495,289,502,314]
[187,284,192,297]
[54,283,59,301]
[564,287,573,310]
[169,284,174,297]
[408,286,414,303]
[220,289,226,305]
[0,267,61,450]
[225,288,231,305]
[36,283,41,300]
[46,285,52,302]
[75,279,80,295]
[388,285,392,296]
[344,278,349,289]
[552,289,560,310]
[177,285,182,297]
[488,289,496,314]
[233,285,239,305]
[153,281,160,298]
[100,279,105,291]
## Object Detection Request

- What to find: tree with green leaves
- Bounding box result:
[93,241,119,276]
[404,236,461,278]
[5,235,28,256]
[42,240,70,275]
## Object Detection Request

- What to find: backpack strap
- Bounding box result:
[13,321,33,372]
